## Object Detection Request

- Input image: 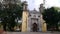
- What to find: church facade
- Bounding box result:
[27,9,42,32]
[22,1,47,32]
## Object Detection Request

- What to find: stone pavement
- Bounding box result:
[3,32,60,34]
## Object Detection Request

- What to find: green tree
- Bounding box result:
[0,0,23,31]
[43,7,59,31]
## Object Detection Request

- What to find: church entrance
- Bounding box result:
[32,23,38,32]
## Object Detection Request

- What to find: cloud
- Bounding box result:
[26,0,43,10]
[34,0,43,11]
[21,0,60,11]
[45,0,60,8]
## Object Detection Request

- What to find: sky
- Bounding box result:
[21,0,60,11]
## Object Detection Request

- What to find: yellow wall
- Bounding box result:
[42,23,47,32]
[22,11,28,32]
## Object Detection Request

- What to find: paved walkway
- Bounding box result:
[4,32,60,34]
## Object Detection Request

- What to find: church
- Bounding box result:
[0,0,47,32]
[22,1,47,32]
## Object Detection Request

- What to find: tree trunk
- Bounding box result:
[56,23,59,31]
[3,24,6,31]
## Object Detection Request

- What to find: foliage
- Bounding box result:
[0,0,23,31]
[43,7,60,31]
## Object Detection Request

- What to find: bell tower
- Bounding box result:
[39,3,47,32]
[22,1,28,32]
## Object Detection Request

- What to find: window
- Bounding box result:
[28,14,31,17]
[29,14,31,16]
[34,15,36,17]
[38,16,40,17]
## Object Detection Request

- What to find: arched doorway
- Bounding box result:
[32,23,38,32]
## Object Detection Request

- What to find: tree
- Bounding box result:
[43,7,59,31]
[0,0,23,31]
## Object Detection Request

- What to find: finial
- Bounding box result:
[23,1,28,11]
[40,3,43,7]
[43,0,45,5]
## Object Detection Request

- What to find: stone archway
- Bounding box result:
[32,23,38,32]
